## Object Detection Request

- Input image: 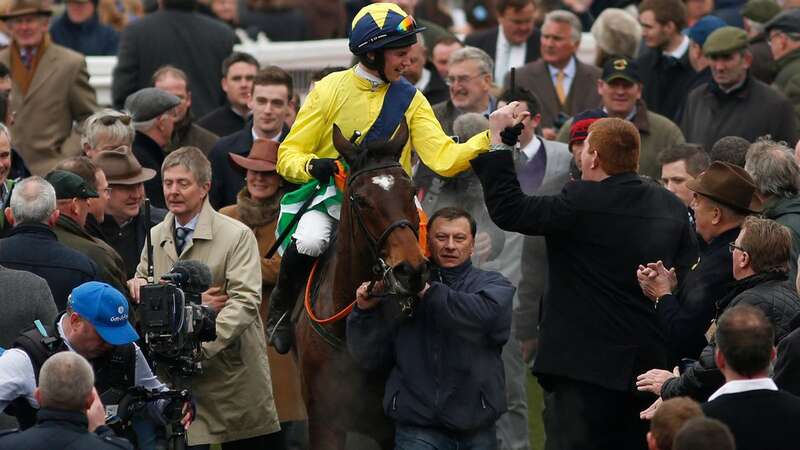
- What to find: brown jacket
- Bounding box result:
[220,189,307,422]
[0,40,97,175]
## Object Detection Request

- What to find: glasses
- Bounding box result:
[728,242,747,254]
[445,73,484,86]
[99,115,132,126]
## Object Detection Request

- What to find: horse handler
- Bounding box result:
[346,207,515,450]
[268,1,522,354]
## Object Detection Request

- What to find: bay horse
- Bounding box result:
[294,121,430,450]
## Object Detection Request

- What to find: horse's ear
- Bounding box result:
[332,124,359,164]
[384,120,409,161]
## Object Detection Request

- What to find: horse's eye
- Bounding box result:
[352,195,370,208]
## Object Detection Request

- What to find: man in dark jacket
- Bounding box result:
[125,87,181,209]
[49,0,119,56]
[347,207,514,449]
[765,9,800,123]
[472,117,697,450]
[638,162,754,364]
[0,352,132,450]
[208,67,292,209]
[196,52,259,138]
[680,27,799,150]
[636,0,697,122]
[152,66,218,156]
[702,305,800,450]
[744,140,800,280]
[639,217,800,406]
[86,149,166,279]
[111,0,236,117]
[0,176,98,310]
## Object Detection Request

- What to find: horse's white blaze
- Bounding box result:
[371,175,395,191]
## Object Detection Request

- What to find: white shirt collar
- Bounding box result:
[355,63,386,90]
[708,378,778,401]
[665,34,690,59]
[495,26,527,81]
[603,105,638,122]
[415,67,431,92]
[547,57,577,79]
[174,213,200,231]
[520,136,542,160]
[252,127,283,142]
[57,315,77,352]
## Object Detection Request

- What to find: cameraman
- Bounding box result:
[0,352,132,449]
[0,281,191,447]
[128,147,280,449]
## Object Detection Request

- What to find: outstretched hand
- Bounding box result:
[489,102,530,146]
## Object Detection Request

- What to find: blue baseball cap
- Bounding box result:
[688,15,727,47]
[68,282,139,346]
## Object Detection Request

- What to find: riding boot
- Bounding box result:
[267,240,315,354]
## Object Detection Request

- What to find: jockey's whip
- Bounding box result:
[265,130,362,260]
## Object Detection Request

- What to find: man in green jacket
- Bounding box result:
[766,9,800,127]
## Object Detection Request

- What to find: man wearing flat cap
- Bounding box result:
[0,0,98,176]
[46,169,129,298]
[126,87,181,209]
[637,161,756,365]
[680,26,799,150]
[741,0,781,83]
[88,148,166,278]
[766,9,800,123]
[686,15,726,90]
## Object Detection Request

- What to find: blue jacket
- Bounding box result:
[347,260,514,432]
[50,13,119,56]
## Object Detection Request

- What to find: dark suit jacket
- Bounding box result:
[703,389,800,450]
[512,58,602,131]
[464,26,541,68]
[657,226,737,363]
[208,122,290,209]
[637,47,697,122]
[472,151,697,392]
[132,131,167,209]
[197,105,248,138]
[112,9,237,117]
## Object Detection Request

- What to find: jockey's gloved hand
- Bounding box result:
[500,122,525,147]
[308,158,339,183]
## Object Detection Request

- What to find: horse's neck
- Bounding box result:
[330,217,374,309]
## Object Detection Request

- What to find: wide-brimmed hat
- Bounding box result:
[686,161,763,214]
[0,0,52,20]
[229,138,278,175]
[94,148,157,185]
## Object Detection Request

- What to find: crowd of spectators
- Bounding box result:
[0,0,800,449]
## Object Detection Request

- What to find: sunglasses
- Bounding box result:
[99,115,132,126]
[728,242,747,254]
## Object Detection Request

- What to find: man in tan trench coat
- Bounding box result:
[129,146,280,447]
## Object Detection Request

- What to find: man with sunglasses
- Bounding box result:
[80,109,136,160]
[637,162,755,366]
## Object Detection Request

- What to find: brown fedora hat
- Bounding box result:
[0,0,52,20]
[686,161,763,213]
[229,138,278,174]
[94,148,157,185]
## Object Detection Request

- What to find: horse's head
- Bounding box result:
[332,121,430,305]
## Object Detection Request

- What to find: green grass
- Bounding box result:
[527,372,546,450]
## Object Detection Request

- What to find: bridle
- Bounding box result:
[346,162,422,313]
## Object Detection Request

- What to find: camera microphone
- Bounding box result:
[161,260,213,294]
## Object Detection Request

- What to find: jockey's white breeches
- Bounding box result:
[294,209,336,257]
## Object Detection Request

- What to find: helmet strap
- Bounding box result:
[359,51,390,83]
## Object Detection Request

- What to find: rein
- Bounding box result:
[303,163,420,326]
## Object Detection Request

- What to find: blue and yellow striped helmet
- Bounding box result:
[349,3,426,55]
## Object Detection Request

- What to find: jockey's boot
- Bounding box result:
[267,240,314,354]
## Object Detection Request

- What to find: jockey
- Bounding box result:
[267,2,520,354]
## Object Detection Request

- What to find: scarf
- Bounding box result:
[235,187,282,228]
[10,34,51,96]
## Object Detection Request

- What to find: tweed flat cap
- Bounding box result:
[765,9,800,35]
[124,88,181,122]
[741,0,781,25]
[703,27,749,57]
